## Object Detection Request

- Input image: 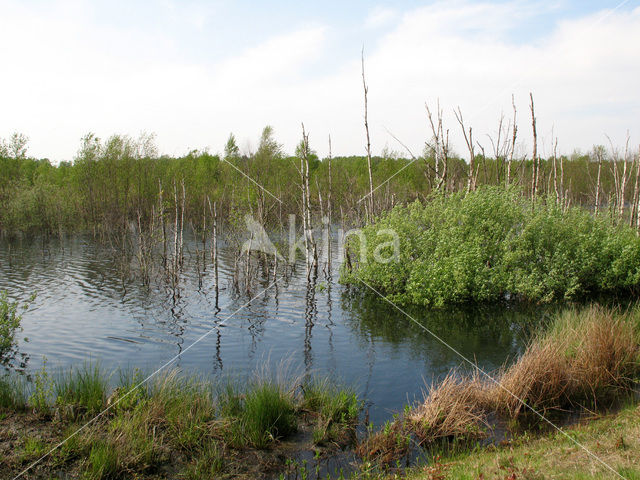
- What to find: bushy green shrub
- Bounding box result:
[341,187,640,306]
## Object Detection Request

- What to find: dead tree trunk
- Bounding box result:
[361,48,375,222]
[454,107,475,193]
[530,93,539,201]
[595,147,603,216]
[507,95,517,187]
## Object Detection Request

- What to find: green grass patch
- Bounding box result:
[55,363,108,416]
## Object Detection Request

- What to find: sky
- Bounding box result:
[0,0,639,162]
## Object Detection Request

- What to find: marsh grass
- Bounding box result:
[0,373,27,409]
[55,363,108,417]
[0,359,360,478]
[301,378,360,445]
[240,380,297,448]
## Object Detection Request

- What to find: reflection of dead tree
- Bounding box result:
[453,107,476,193]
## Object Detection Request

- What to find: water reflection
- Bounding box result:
[0,234,558,424]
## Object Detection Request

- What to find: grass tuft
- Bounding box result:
[55,363,108,417]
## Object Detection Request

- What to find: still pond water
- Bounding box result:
[0,234,553,425]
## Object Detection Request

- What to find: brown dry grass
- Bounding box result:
[407,372,489,444]
[361,305,640,464]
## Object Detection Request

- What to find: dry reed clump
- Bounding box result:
[489,306,639,416]
[363,305,640,463]
[407,371,489,444]
[358,371,488,464]
[488,338,570,417]
[566,307,639,404]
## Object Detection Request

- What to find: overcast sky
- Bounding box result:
[1,0,639,162]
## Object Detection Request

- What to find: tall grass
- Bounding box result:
[0,373,27,409]
[55,363,108,416]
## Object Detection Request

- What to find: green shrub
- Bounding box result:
[342,187,640,306]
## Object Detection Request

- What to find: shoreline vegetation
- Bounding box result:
[341,187,640,306]
[3,111,640,477]
[1,304,639,478]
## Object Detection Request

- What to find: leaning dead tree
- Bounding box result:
[361,48,375,222]
[453,107,476,193]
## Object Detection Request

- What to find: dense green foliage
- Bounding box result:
[0,291,25,357]
[0,129,633,236]
[341,187,640,306]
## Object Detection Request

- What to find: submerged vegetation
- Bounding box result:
[342,187,640,306]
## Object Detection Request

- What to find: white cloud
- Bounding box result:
[365,6,397,29]
[0,1,638,161]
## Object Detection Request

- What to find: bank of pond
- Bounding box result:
[1,304,639,479]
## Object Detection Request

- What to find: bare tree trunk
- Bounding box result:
[173,179,179,277]
[361,48,374,222]
[301,124,317,278]
[553,137,560,204]
[454,107,475,193]
[529,93,539,201]
[208,197,219,308]
[595,147,603,216]
[159,179,167,268]
[426,101,449,192]
[636,146,640,233]
[327,135,333,272]
[631,147,640,228]
[507,95,517,187]
[618,135,631,220]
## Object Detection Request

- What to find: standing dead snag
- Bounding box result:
[552,134,560,205]
[426,100,450,192]
[631,145,640,229]
[507,95,518,187]
[299,124,317,278]
[530,93,539,201]
[361,48,375,222]
[453,107,476,193]
[326,135,333,273]
[594,145,604,217]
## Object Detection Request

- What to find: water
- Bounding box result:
[0,234,552,425]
